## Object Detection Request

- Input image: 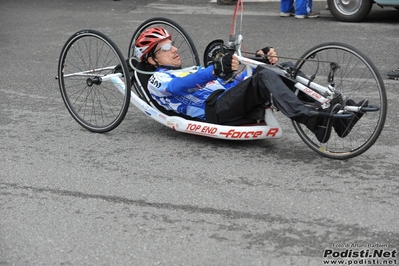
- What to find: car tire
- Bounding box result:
[327,0,373,22]
[217,0,237,5]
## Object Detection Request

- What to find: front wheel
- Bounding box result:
[292,42,387,159]
[327,0,373,22]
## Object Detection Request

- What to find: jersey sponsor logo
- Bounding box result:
[149,75,161,89]
[174,94,203,106]
[175,71,191,77]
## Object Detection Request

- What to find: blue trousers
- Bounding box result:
[280,0,312,15]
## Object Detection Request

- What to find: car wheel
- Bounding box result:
[327,0,373,22]
[217,0,237,5]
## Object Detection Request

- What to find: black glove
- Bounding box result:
[213,54,234,79]
[259,46,271,55]
[256,46,271,64]
[204,40,229,67]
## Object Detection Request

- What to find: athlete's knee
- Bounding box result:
[280,61,295,68]
[257,68,279,80]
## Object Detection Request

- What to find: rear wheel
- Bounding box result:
[292,42,387,159]
[58,30,131,133]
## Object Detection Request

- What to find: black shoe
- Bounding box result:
[314,103,341,143]
[333,99,368,138]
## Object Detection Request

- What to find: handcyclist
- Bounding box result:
[134,27,367,143]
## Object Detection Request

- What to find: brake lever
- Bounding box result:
[328,62,340,86]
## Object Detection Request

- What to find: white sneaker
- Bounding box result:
[295,11,320,19]
[279,9,295,17]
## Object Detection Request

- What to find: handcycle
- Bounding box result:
[56,0,387,159]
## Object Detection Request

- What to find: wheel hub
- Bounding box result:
[335,0,361,14]
[86,76,102,87]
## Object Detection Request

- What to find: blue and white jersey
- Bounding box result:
[147,65,226,120]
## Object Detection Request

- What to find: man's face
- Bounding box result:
[152,39,182,67]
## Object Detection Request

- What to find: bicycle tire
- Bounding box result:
[58,29,131,133]
[292,42,387,159]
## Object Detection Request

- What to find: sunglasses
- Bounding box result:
[154,41,174,54]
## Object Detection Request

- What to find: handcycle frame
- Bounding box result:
[130,63,283,140]
[57,0,387,159]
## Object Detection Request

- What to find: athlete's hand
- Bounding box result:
[256,47,279,65]
[213,54,238,79]
[231,55,239,70]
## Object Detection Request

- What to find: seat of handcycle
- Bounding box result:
[129,58,262,126]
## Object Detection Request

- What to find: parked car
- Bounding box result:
[327,0,399,22]
[217,0,238,4]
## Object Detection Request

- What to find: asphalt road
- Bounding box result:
[1,0,398,265]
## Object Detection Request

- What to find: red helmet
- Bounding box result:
[134,27,172,61]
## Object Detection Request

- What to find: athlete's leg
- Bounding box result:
[210,68,311,125]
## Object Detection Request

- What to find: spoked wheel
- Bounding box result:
[58,29,131,133]
[292,42,387,159]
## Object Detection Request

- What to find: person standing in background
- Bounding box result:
[280,0,320,18]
